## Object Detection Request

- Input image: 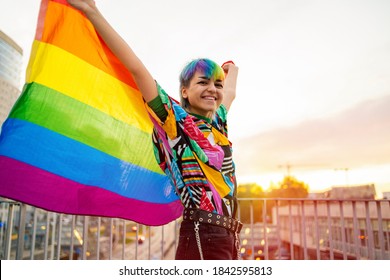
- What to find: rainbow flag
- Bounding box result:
[0,0,182,225]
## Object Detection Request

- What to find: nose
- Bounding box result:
[207,83,217,93]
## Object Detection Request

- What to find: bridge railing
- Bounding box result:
[1,198,389,260]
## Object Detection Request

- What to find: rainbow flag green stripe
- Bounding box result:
[10,82,162,173]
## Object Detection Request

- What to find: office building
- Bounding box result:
[0,30,23,126]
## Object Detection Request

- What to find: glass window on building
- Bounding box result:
[0,30,23,126]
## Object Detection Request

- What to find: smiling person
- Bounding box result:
[67,0,241,260]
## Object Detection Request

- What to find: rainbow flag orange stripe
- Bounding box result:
[0,0,182,225]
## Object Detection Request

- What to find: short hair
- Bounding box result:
[179,58,225,108]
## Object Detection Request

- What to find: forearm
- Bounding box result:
[84,8,141,74]
[69,1,157,102]
[222,64,239,111]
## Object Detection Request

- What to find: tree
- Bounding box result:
[265,175,310,217]
[236,177,310,223]
[268,175,309,199]
[237,183,265,223]
[237,183,264,198]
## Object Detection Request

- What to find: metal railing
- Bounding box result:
[1,198,389,260]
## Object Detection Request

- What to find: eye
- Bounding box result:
[197,81,207,85]
[215,83,223,89]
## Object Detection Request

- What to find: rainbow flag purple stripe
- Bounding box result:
[0,0,182,225]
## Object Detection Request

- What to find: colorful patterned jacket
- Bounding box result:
[146,83,238,218]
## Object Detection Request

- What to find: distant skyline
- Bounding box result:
[1,0,390,195]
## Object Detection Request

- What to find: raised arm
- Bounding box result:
[67,0,158,102]
[221,62,239,112]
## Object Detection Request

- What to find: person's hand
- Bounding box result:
[221,61,238,76]
[67,0,96,14]
[221,61,237,75]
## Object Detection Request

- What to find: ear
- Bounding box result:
[181,87,188,98]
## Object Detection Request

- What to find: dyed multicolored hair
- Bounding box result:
[179,58,225,108]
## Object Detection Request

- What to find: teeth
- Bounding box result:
[203,96,215,100]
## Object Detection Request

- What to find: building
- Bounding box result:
[0,30,23,127]
[324,184,376,199]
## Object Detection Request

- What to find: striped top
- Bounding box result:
[146,83,238,218]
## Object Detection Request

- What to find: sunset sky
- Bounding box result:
[1,0,390,196]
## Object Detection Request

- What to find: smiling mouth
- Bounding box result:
[202,96,216,101]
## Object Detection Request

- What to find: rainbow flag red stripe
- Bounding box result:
[0,0,182,225]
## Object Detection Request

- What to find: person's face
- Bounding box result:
[181,70,224,118]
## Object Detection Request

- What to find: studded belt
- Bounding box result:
[183,208,243,234]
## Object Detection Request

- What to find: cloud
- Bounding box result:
[234,94,390,175]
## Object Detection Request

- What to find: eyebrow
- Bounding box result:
[198,76,223,83]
